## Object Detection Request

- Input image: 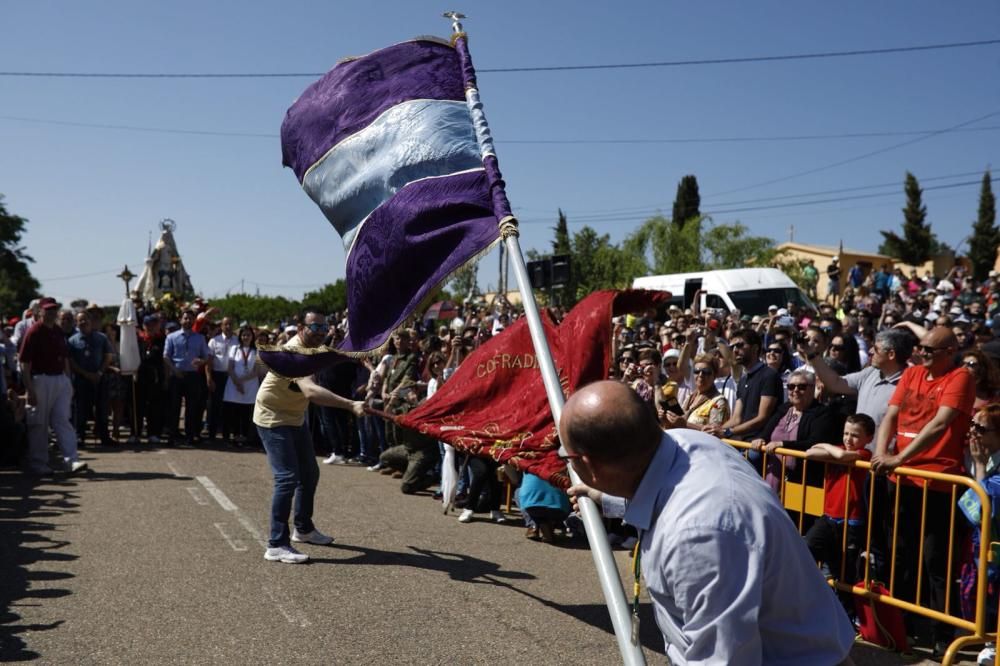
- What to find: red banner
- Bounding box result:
[396,290,668,487]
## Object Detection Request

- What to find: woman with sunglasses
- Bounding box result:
[958,405,1000,664]
[828,335,862,375]
[961,349,1000,410]
[750,368,841,491]
[676,354,730,431]
[764,340,793,399]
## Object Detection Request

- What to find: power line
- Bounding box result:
[708,108,1000,198]
[38,268,121,281]
[543,169,990,221]
[2,38,997,78]
[517,176,998,225]
[0,115,275,138]
[4,113,999,148]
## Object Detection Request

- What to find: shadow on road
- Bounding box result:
[315,542,664,655]
[316,543,536,584]
[0,471,79,662]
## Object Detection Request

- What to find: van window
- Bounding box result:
[705,294,728,312]
[729,288,811,315]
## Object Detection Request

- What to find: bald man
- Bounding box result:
[561,381,855,665]
[870,327,974,652]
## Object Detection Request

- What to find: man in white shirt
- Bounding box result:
[207,317,238,442]
[563,381,856,665]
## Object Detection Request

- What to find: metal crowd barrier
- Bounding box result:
[722,438,993,666]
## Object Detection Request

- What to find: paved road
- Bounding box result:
[0,443,984,664]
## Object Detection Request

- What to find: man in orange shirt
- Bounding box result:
[872,327,975,652]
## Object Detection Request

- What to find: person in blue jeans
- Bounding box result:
[253,308,364,564]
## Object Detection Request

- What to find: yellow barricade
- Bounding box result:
[723,438,993,665]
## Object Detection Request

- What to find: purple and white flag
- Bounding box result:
[281,37,502,354]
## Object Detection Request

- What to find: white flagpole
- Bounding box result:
[445,12,646,665]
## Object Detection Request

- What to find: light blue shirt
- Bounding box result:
[609,430,855,665]
[163,328,209,373]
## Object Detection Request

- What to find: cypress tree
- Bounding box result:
[968,170,998,282]
[671,175,701,230]
[878,172,935,265]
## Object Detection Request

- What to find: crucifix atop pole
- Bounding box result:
[117,265,136,297]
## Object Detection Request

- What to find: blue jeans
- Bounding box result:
[257,423,319,548]
[358,415,386,464]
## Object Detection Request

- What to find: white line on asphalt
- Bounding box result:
[236,513,267,548]
[194,475,311,627]
[196,476,238,512]
[186,487,209,506]
[213,522,248,552]
[167,462,183,477]
[264,585,312,628]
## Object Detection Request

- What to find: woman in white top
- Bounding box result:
[224,325,262,446]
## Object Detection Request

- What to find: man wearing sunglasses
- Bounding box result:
[253,307,365,564]
[870,327,975,650]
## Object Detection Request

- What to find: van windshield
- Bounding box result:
[728,288,813,315]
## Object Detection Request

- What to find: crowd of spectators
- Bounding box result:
[4,260,1000,656]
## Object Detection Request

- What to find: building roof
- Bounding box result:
[778,241,894,261]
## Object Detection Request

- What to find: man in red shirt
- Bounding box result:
[872,327,974,651]
[18,297,88,475]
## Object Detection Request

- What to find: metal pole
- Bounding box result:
[506,234,647,666]
[444,13,645,663]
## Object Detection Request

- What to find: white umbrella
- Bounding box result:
[440,444,458,514]
[117,298,141,375]
[117,297,141,444]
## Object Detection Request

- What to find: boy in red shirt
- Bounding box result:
[804,414,875,582]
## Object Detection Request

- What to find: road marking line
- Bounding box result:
[167,462,183,477]
[264,585,312,628]
[236,513,267,548]
[186,487,209,506]
[193,475,311,628]
[196,476,238,512]
[213,522,248,552]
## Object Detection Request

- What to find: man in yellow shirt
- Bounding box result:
[254,308,364,564]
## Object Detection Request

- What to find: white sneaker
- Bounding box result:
[366,463,383,472]
[490,510,506,523]
[978,644,996,666]
[264,545,309,564]
[69,461,89,474]
[291,528,335,545]
[323,454,346,465]
[458,509,475,523]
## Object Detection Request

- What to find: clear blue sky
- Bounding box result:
[2,1,998,306]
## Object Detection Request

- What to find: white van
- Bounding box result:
[631,268,814,316]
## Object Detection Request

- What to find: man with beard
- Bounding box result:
[710,328,781,442]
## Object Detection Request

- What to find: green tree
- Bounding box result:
[702,222,779,269]
[571,226,644,298]
[448,260,479,301]
[301,280,348,313]
[552,208,571,255]
[968,170,998,282]
[671,175,701,230]
[879,172,937,264]
[625,215,702,274]
[210,293,300,326]
[0,195,41,315]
